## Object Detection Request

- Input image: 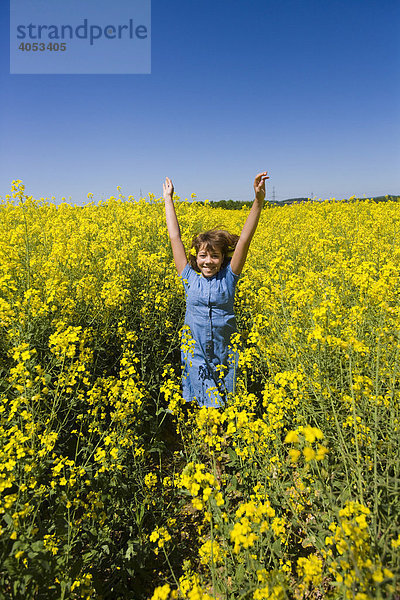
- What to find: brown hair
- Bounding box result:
[188,228,240,272]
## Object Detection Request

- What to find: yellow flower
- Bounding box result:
[391,534,400,549]
[198,540,225,565]
[289,449,301,463]
[297,554,323,586]
[303,447,316,461]
[302,426,324,443]
[284,430,299,443]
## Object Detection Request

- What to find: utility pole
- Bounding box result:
[272,186,276,203]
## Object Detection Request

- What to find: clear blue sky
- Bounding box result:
[1,0,399,203]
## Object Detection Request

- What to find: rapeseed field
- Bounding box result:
[0,180,399,599]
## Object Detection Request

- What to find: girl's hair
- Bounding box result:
[189,228,240,272]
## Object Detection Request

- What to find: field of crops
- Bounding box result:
[1,180,399,599]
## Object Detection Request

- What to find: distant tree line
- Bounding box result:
[206,195,400,208]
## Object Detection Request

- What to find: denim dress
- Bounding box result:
[179,261,240,407]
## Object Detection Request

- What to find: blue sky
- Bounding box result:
[1,0,399,203]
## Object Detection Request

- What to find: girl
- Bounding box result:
[163,171,269,408]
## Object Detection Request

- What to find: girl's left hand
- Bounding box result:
[254,171,269,201]
[163,176,174,201]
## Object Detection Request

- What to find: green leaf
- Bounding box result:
[125,542,137,560]
[236,563,245,584]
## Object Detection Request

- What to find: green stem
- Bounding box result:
[348,355,364,504]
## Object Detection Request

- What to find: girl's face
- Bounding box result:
[196,244,224,277]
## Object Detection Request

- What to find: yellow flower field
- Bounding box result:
[0,180,399,599]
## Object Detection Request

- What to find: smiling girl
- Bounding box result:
[163,171,269,407]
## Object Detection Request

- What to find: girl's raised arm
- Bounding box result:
[230,171,269,276]
[163,177,188,275]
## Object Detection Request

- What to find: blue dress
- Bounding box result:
[179,261,240,408]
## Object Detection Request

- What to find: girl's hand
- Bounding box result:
[163,177,174,201]
[254,171,269,202]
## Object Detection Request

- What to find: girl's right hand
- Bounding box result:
[163,177,174,200]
